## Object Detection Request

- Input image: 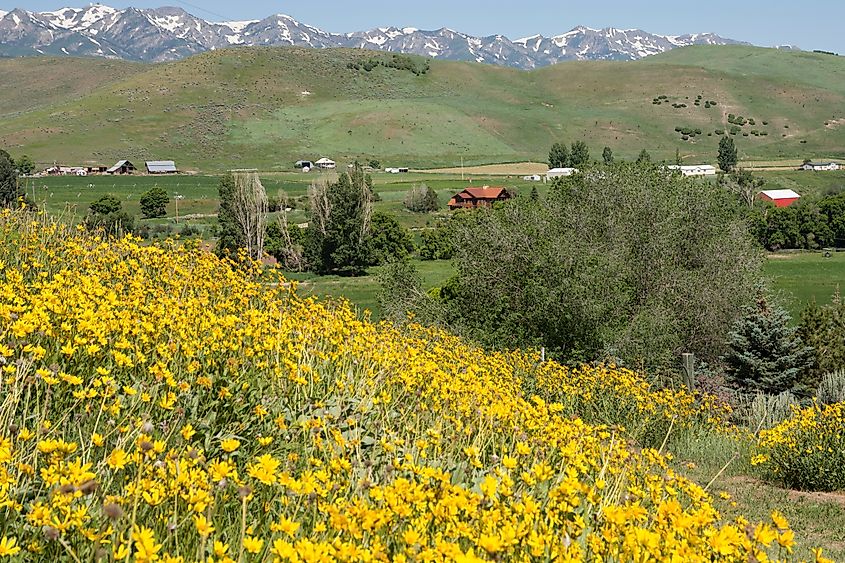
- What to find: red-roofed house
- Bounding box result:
[447,186,512,210]
[758,189,801,208]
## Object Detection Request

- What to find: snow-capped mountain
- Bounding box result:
[0,4,752,67]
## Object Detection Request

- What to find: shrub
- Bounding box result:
[419,222,454,260]
[745,391,799,431]
[755,401,845,491]
[139,186,169,218]
[368,211,415,265]
[817,370,845,405]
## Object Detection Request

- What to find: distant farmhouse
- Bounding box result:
[666,164,717,177]
[315,158,336,170]
[295,160,313,171]
[545,167,579,180]
[758,189,801,207]
[45,165,106,176]
[146,160,178,174]
[448,186,512,210]
[107,160,136,175]
[801,161,840,171]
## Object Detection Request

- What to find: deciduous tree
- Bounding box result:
[139,186,170,218]
[383,163,763,369]
[216,171,268,261]
[569,141,590,167]
[305,165,374,276]
[0,150,22,207]
[548,142,569,168]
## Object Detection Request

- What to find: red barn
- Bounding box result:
[758,189,801,208]
[447,186,512,210]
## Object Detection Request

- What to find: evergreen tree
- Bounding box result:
[602,146,613,165]
[718,136,738,171]
[548,142,569,168]
[723,293,814,394]
[139,186,170,218]
[569,141,590,167]
[675,148,682,166]
[530,186,540,201]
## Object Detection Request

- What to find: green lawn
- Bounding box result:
[283,259,454,320]
[765,251,845,318]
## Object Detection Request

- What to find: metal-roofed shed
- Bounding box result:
[146,160,178,174]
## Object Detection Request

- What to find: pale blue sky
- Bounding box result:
[4,0,843,52]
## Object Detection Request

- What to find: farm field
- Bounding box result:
[765,251,845,318]
[2,45,845,171]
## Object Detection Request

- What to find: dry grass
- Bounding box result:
[417,162,549,175]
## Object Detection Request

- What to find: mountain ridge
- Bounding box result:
[0,4,752,68]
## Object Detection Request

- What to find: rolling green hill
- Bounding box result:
[1,45,844,171]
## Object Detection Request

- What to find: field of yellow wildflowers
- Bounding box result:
[754,401,845,493]
[0,209,812,561]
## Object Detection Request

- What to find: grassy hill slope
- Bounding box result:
[1,46,844,170]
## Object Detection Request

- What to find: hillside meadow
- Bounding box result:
[1,207,843,562]
[1,46,845,171]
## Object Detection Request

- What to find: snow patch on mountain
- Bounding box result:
[0,5,754,68]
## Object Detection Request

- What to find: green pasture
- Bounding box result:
[765,251,845,318]
[284,259,455,320]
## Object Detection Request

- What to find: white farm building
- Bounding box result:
[801,162,840,171]
[666,164,717,177]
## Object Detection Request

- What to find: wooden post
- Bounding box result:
[681,352,695,391]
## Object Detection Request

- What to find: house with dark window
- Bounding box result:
[447,186,512,210]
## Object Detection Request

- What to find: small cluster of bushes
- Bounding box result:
[651,94,670,105]
[728,114,748,126]
[671,102,687,109]
[674,126,703,140]
[347,53,430,75]
[693,94,718,108]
